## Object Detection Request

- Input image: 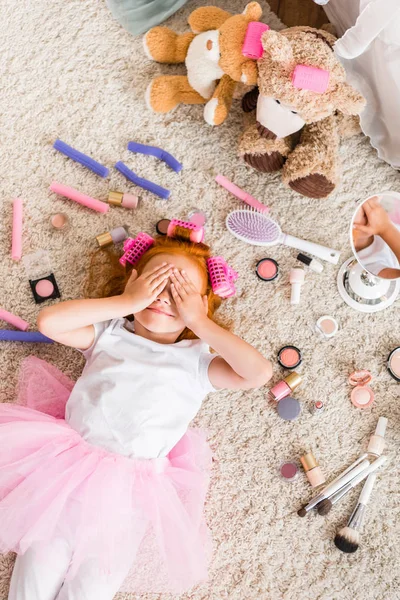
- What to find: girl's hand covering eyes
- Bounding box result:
[122,263,173,313]
[170,269,208,328]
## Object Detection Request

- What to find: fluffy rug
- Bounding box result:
[0,1,399,599]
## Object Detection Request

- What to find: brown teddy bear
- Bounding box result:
[239,26,366,198]
[144,3,262,126]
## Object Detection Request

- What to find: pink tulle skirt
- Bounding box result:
[0,357,213,594]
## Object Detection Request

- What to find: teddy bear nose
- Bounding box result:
[206,40,213,51]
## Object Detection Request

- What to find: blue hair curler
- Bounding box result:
[0,330,54,343]
[53,140,109,178]
[127,142,183,173]
[114,162,170,200]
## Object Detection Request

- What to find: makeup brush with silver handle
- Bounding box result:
[334,468,382,553]
[317,455,386,515]
[297,459,370,517]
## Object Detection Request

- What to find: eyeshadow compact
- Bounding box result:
[278,345,302,370]
[315,315,339,339]
[387,347,400,382]
[156,219,171,235]
[23,250,61,304]
[256,258,279,282]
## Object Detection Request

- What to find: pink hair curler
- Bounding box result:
[216,174,269,213]
[292,65,330,94]
[119,233,154,266]
[0,308,29,331]
[207,256,238,298]
[242,22,270,59]
[12,198,23,261]
[167,219,204,243]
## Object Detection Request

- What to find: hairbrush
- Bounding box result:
[226,209,340,264]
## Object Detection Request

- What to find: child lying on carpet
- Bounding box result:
[0,227,272,600]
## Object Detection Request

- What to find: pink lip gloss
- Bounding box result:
[268,372,302,401]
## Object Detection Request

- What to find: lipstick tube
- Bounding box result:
[300,451,326,488]
[269,372,302,402]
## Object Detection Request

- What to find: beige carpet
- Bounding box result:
[1,1,399,599]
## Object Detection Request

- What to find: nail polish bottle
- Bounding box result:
[367,416,388,457]
[96,226,129,248]
[107,191,138,209]
[268,372,302,402]
[300,451,326,488]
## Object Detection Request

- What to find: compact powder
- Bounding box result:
[51,213,69,230]
[279,462,298,481]
[278,346,302,370]
[351,386,374,408]
[188,210,207,227]
[156,219,171,235]
[387,347,400,382]
[277,396,301,421]
[36,279,55,297]
[256,258,279,282]
[316,315,338,339]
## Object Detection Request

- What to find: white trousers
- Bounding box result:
[8,537,130,600]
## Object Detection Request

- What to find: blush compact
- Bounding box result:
[387,347,400,382]
[278,345,302,370]
[23,250,61,304]
[256,258,279,282]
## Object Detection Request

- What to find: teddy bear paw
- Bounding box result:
[145,78,178,113]
[289,173,335,198]
[243,151,286,172]
[204,98,229,126]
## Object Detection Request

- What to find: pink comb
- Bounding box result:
[119,232,154,266]
[292,65,330,93]
[242,22,270,59]
[207,256,238,298]
[167,219,204,243]
[216,174,269,213]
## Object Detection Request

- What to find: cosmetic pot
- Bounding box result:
[269,372,302,402]
[300,451,326,488]
[50,213,69,231]
[367,416,388,457]
[349,370,374,409]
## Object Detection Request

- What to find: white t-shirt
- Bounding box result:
[65,318,217,459]
[357,224,400,277]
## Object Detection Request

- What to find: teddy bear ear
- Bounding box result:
[261,30,293,64]
[243,2,262,22]
[331,82,366,116]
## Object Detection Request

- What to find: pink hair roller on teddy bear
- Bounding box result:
[242,21,270,59]
[292,65,330,94]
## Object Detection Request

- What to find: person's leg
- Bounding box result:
[56,557,131,600]
[8,538,72,600]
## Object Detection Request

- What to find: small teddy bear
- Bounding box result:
[239,26,366,198]
[144,3,262,126]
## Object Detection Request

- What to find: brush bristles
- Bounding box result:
[297,507,307,517]
[226,210,279,244]
[334,527,360,553]
[317,498,332,516]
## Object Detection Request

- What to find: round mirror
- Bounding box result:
[351,192,400,280]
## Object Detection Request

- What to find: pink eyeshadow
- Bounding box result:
[36,279,54,297]
[280,348,299,367]
[257,258,278,280]
[353,388,371,405]
[280,462,298,479]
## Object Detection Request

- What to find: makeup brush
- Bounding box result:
[318,456,387,517]
[316,454,369,516]
[298,459,370,517]
[334,470,379,553]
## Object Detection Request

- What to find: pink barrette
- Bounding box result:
[207,256,238,298]
[119,233,154,266]
[167,218,205,243]
[242,21,270,59]
[292,65,330,94]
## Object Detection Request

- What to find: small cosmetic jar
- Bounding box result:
[188,209,207,227]
[278,345,302,370]
[256,258,279,282]
[349,370,374,409]
[300,451,326,488]
[156,219,171,235]
[269,372,302,402]
[315,315,338,339]
[387,347,400,382]
[50,213,69,231]
[279,461,299,482]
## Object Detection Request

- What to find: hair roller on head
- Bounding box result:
[207,256,238,298]
[167,219,205,243]
[119,233,155,266]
